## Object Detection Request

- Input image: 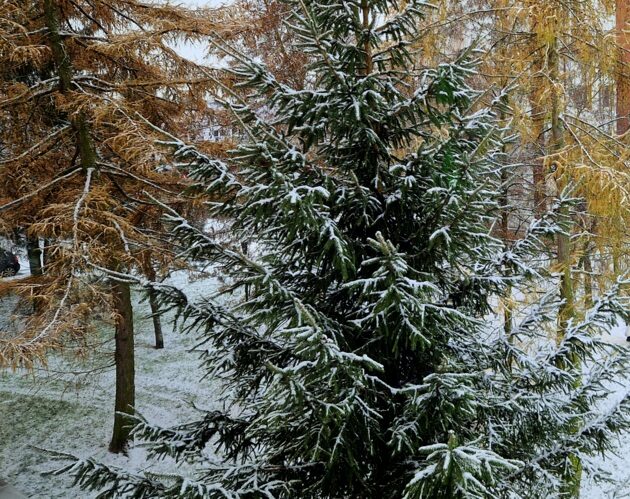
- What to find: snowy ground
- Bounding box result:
[1,264,630,497]
[581,322,630,499]
[0,270,224,498]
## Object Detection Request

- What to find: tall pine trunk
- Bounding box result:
[109,279,136,454]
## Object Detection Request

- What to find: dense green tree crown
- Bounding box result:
[54,0,630,497]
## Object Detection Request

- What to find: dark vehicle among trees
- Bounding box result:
[0,250,20,277]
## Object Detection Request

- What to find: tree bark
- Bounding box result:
[617,0,630,135]
[499,95,513,336]
[26,237,43,276]
[241,241,251,302]
[45,0,135,456]
[616,0,629,283]
[502,209,513,337]
[42,239,51,271]
[109,279,136,454]
[148,290,164,349]
[361,0,373,75]
[529,53,547,216]
[548,35,581,498]
[43,0,96,172]
[582,249,594,309]
[549,39,575,339]
[27,237,44,313]
[142,258,164,349]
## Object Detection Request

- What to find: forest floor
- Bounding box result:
[0,255,629,497]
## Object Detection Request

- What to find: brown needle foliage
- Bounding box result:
[0,0,246,369]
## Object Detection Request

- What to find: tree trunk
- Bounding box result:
[529,54,547,216]
[26,237,43,276]
[42,239,51,271]
[142,257,164,349]
[241,241,250,301]
[109,279,135,454]
[148,290,164,349]
[582,249,594,309]
[615,0,629,279]
[548,34,581,498]
[499,95,513,337]
[43,0,96,173]
[549,39,575,340]
[45,0,134,456]
[27,237,44,313]
[361,0,373,75]
[617,0,630,135]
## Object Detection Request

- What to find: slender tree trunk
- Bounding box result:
[529,54,547,216]
[148,290,163,349]
[548,35,581,498]
[42,239,51,271]
[549,41,574,339]
[43,0,95,173]
[26,237,43,276]
[109,279,135,454]
[615,0,629,279]
[582,250,594,309]
[27,237,44,313]
[361,0,373,75]
[499,95,513,336]
[617,0,630,135]
[241,241,250,301]
[142,258,164,349]
[502,233,513,337]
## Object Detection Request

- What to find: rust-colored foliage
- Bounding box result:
[0,0,245,368]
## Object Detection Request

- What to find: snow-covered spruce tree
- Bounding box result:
[54,0,630,496]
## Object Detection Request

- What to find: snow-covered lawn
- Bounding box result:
[1,269,630,497]
[0,272,223,497]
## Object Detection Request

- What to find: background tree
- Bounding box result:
[431,3,630,492]
[618,0,630,135]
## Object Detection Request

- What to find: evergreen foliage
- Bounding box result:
[57,0,630,496]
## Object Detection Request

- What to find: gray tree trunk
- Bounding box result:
[26,237,43,276]
[142,259,164,349]
[148,289,164,349]
[109,279,135,454]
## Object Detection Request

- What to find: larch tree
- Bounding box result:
[455,3,628,492]
[233,0,308,89]
[0,0,242,453]
[427,0,629,344]
[434,0,629,283]
[46,0,630,496]
[618,0,630,135]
